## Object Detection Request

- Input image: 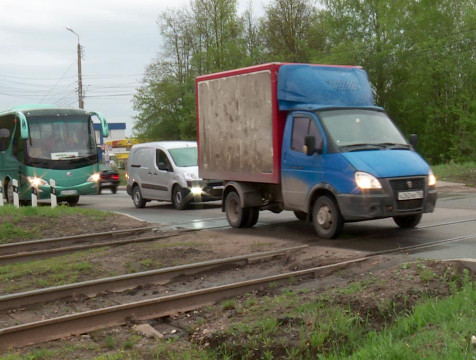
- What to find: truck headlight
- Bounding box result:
[355,171,382,189]
[27,176,48,187]
[428,169,436,187]
[87,173,101,183]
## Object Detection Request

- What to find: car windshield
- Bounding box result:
[319,109,409,151]
[26,115,97,160]
[168,146,197,167]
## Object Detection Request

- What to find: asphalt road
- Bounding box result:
[77,187,476,261]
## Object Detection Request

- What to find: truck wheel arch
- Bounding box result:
[222,181,262,211]
[307,183,340,216]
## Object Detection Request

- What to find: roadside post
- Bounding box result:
[0,185,3,206]
[12,179,19,208]
[31,184,38,207]
[50,179,57,208]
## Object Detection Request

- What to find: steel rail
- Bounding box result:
[0,230,195,263]
[0,255,365,350]
[0,245,308,311]
[0,225,158,256]
[2,230,476,349]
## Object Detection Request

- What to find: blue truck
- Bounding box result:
[195,63,437,238]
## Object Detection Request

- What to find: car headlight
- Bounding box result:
[27,176,49,187]
[355,171,382,189]
[191,186,203,195]
[184,172,199,181]
[87,173,101,183]
[428,169,436,187]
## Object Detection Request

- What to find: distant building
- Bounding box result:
[94,122,126,162]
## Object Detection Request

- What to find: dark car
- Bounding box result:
[98,165,120,194]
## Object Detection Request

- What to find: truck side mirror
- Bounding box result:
[409,134,418,150]
[304,136,322,156]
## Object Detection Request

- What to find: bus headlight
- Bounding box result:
[428,169,436,187]
[87,173,101,183]
[27,176,48,188]
[355,171,382,189]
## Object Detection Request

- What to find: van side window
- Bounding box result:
[291,117,322,153]
[156,149,172,171]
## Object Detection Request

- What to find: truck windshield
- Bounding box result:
[168,147,197,167]
[27,115,97,160]
[319,109,410,151]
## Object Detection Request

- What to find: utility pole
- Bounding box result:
[66,27,84,109]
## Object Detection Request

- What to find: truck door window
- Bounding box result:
[291,117,322,153]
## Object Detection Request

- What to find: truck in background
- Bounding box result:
[196,63,437,238]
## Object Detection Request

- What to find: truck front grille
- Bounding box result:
[388,177,425,211]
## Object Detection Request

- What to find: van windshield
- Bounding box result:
[319,109,410,151]
[168,146,197,167]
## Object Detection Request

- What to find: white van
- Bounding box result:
[126,141,223,209]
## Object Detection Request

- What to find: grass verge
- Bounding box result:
[432,161,476,186]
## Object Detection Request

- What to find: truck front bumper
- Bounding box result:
[336,187,437,221]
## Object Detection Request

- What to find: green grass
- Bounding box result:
[0,248,109,293]
[0,205,110,244]
[432,161,476,186]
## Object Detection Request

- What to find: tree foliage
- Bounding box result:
[133,0,476,164]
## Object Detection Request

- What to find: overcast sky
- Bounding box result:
[0,0,268,137]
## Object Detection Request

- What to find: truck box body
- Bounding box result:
[196,63,374,184]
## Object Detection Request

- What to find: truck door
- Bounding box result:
[282,113,326,210]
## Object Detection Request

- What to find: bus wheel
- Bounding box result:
[312,195,344,239]
[63,196,80,206]
[6,181,14,204]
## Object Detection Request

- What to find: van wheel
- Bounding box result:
[225,191,249,228]
[132,185,146,208]
[312,195,344,239]
[172,185,189,210]
[393,214,422,228]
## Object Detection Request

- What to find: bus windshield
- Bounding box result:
[27,115,97,160]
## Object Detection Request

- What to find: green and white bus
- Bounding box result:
[0,104,109,205]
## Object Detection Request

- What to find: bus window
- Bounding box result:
[0,115,15,151]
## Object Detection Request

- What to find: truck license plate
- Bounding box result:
[398,190,423,200]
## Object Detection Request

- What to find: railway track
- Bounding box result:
[3,217,476,264]
[2,223,476,350]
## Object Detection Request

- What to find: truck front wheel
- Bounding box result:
[312,195,344,239]
[393,214,422,228]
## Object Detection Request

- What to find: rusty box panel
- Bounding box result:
[197,70,277,183]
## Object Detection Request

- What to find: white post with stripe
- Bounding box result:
[0,184,3,206]
[31,185,38,207]
[12,179,19,208]
[50,179,57,208]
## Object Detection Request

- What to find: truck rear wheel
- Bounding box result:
[393,214,422,228]
[312,195,343,239]
[244,207,259,228]
[225,191,249,228]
